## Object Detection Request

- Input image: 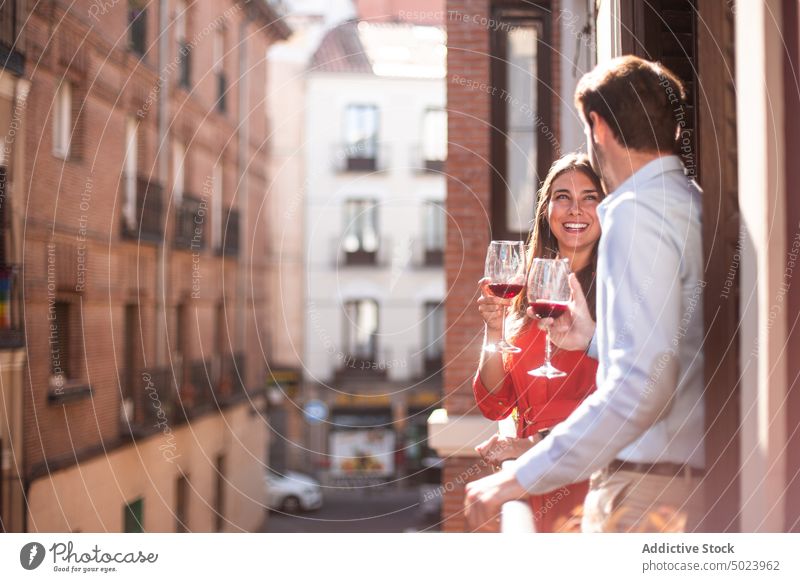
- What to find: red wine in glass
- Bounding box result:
[531,300,569,320]
[488,283,524,300]
[483,240,526,353]
[527,258,571,378]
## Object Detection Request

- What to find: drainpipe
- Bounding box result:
[156,0,170,367]
[237,16,248,367]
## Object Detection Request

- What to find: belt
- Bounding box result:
[607,459,705,479]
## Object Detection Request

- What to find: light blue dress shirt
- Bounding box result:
[513,155,705,494]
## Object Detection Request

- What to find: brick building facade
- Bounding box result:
[1,0,290,532]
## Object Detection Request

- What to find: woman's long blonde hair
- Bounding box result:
[507,153,605,338]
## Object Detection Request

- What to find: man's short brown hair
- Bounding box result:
[575,55,686,153]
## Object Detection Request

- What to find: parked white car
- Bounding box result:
[264,468,323,513]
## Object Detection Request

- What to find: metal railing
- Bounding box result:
[217,207,240,257]
[410,143,446,173]
[331,142,390,173]
[122,177,164,243]
[174,194,205,250]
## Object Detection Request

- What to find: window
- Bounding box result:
[490,9,553,240]
[424,200,445,265]
[344,299,378,361]
[128,0,147,56]
[53,82,72,158]
[123,498,144,533]
[344,104,378,171]
[50,302,71,381]
[342,199,378,264]
[422,108,447,171]
[123,117,138,230]
[175,474,189,532]
[214,454,225,532]
[172,141,185,203]
[213,28,226,112]
[212,162,222,250]
[423,302,444,373]
[122,303,140,407]
[175,1,190,88]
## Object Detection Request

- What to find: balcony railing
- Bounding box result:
[121,177,164,243]
[344,248,377,266]
[500,461,535,532]
[120,353,249,437]
[0,264,24,349]
[333,236,389,268]
[411,143,446,173]
[174,194,205,251]
[216,72,227,113]
[178,40,191,88]
[120,367,178,438]
[217,207,240,257]
[423,248,444,266]
[332,142,389,173]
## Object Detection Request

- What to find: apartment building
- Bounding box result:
[0,0,290,532]
[303,16,446,483]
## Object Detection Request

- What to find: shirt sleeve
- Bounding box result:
[473,369,515,421]
[511,198,684,493]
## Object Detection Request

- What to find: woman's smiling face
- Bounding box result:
[547,169,602,255]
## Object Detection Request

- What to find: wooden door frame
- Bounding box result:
[782,0,800,533]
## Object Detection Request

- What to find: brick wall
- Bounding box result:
[442,0,560,532]
[21,0,283,478]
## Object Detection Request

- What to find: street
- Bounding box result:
[260,485,441,533]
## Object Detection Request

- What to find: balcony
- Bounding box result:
[0,264,24,349]
[174,194,205,251]
[0,0,24,75]
[411,143,446,174]
[178,41,191,88]
[216,72,227,113]
[217,207,240,257]
[344,249,377,266]
[120,367,178,438]
[121,177,164,243]
[423,248,444,267]
[333,235,387,268]
[120,354,247,438]
[332,142,389,173]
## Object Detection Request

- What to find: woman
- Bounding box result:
[473,153,604,532]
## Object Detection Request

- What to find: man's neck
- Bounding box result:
[603,150,669,194]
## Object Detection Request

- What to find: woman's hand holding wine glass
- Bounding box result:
[482,241,526,353]
[477,277,513,334]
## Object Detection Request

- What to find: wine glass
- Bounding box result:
[527,258,571,378]
[483,240,526,353]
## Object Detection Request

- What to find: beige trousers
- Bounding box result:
[581,467,704,533]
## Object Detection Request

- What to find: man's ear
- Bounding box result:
[589,111,616,147]
[588,111,607,147]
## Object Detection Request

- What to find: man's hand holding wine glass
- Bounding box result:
[530,272,596,353]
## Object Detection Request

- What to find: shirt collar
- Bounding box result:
[607,154,686,198]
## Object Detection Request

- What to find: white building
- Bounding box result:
[303,19,447,481]
[266,0,355,472]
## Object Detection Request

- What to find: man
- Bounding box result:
[464,56,705,532]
